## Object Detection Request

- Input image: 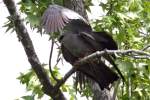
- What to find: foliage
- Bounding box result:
[3,0,150,99]
[18,0,63,34]
[93,0,150,99]
[3,16,15,33]
[17,64,77,100]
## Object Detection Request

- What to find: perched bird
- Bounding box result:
[42,4,123,90]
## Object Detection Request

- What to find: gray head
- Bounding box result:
[41,4,91,34]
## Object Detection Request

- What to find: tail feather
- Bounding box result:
[77,61,119,90]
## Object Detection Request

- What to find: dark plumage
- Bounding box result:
[42,4,123,90]
[60,29,119,89]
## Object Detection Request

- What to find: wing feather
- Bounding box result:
[41,4,88,33]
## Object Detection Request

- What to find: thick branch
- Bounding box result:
[3,0,66,99]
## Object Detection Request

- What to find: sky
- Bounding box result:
[0,1,27,99]
[0,1,53,99]
[0,0,104,99]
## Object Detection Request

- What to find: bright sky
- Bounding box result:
[0,1,53,99]
[0,1,26,100]
[0,0,104,99]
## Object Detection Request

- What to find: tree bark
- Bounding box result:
[63,0,88,19]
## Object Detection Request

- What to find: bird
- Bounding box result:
[41,4,123,90]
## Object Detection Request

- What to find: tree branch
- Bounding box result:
[142,44,150,51]
[77,49,150,65]
[49,39,59,82]
[52,49,150,93]
[106,0,113,16]
[54,68,75,91]
[3,0,66,99]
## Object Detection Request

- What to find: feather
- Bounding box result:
[41,4,89,33]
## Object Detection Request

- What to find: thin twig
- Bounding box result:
[138,30,148,36]
[106,0,113,16]
[132,56,150,59]
[142,44,150,51]
[54,68,75,91]
[49,39,59,82]
[77,49,150,64]
[54,57,61,67]
[104,51,125,81]
[52,49,150,90]
[112,79,120,100]
[54,49,150,90]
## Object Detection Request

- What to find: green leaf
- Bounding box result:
[61,85,68,92]
[54,0,63,5]
[21,95,34,100]
[3,16,15,33]
[116,59,134,74]
[26,14,40,27]
[128,0,143,12]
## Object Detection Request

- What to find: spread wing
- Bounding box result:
[41,4,88,33]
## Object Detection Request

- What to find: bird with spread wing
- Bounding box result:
[41,4,124,90]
